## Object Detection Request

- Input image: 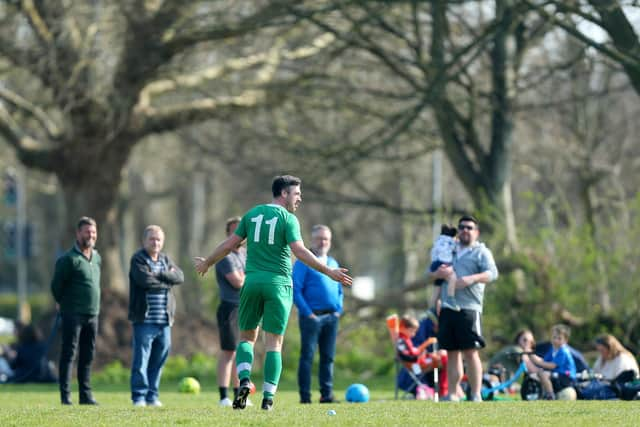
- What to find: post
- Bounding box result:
[15,167,29,323]
[431,150,442,402]
[430,149,443,306]
[433,340,439,402]
[432,149,443,240]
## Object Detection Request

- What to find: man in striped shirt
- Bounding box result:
[128,225,184,407]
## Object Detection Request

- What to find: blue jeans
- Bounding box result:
[131,323,171,403]
[298,313,339,401]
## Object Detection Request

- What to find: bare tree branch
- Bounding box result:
[161,1,292,60]
[137,32,335,108]
[19,0,54,45]
[130,89,268,137]
[292,6,423,91]
[0,85,62,139]
[0,104,58,171]
[524,0,639,69]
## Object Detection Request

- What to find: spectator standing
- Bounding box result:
[430,214,499,402]
[128,225,184,407]
[293,224,343,404]
[50,216,101,405]
[215,217,247,407]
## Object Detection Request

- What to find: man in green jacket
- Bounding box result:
[51,217,101,405]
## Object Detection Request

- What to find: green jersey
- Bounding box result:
[234,203,302,287]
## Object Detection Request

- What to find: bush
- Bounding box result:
[94,360,129,384]
[94,353,218,385]
[0,293,52,321]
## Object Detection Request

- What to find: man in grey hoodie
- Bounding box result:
[430,214,498,402]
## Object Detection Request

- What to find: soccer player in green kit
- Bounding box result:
[195,175,352,411]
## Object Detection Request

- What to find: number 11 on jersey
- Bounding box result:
[250,214,278,244]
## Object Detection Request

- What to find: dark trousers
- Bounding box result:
[59,313,98,401]
[298,313,339,401]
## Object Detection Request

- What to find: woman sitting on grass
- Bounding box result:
[592,334,639,382]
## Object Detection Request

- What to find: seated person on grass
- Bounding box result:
[528,324,576,400]
[576,334,640,400]
[488,329,542,388]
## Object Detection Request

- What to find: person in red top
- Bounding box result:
[396,315,448,396]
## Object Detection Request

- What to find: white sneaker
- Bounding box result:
[133,401,146,407]
[219,397,233,407]
[245,397,254,407]
[147,400,163,407]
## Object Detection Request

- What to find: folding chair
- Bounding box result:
[386,314,440,401]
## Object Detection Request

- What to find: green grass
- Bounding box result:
[1,383,640,426]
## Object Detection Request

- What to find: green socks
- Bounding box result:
[235,344,281,399]
[235,341,254,381]
[263,351,282,399]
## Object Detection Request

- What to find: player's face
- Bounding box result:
[76,224,97,250]
[457,221,478,246]
[284,185,302,212]
[311,229,332,257]
[143,229,165,257]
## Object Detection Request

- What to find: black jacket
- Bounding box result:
[128,249,184,326]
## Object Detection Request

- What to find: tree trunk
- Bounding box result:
[175,178,202,314]
[56,160,129,292]
[580,179,611,313]
[430,0,516,224]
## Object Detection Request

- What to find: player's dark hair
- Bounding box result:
[440,223,457,237]
[272,175,302,198]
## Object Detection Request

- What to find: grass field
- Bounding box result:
[1,383,640,426]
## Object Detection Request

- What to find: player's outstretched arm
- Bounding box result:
[289,240,352,287]
[194,234,243,276]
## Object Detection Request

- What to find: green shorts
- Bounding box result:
[238,280,293,335]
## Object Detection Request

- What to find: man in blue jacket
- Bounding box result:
[293,224,344,404]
